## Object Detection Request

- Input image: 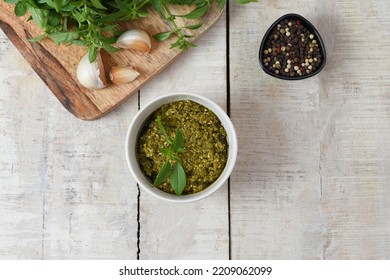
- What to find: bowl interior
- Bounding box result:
[125,93,237,203]
[259,13,326,80]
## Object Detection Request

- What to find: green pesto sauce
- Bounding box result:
[137,100,228,195]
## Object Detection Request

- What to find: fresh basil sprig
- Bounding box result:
[5,0,256,62]
[153,116,186,196]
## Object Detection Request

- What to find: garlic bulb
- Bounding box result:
[116,29,151,54]
[77,53,107,90]
[109,66,140,85]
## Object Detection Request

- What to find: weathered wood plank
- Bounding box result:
[229,0,323,259]
[0,33,46,259]
[0,30,139,259]
[318,0,390,259]
[229,0,390,259]
[39,105,140,259]
[138,12,229,259]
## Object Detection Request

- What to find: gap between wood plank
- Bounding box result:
[137,90,141,260]
[226,2,232,261]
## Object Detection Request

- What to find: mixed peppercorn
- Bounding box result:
[261,18,324,78]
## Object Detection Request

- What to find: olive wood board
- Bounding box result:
[0,3,223,120]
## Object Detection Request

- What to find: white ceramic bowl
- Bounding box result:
[125,92,238,203]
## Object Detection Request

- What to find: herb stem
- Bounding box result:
[162,2,179,30]
[138,0,151,10]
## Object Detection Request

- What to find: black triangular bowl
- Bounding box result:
[259,13,326,80]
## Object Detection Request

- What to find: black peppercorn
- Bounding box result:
[260,15,326,79]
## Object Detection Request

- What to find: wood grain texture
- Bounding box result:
[229,0,390,259]
[318,0,390,259]
[0,30,139,259]
[0,2,223,120]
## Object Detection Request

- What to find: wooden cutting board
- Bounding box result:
[0,3,223,120]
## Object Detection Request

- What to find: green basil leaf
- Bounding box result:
[176,40,196,50]
[179,5,208,19]
[102,44,119,53]
[25,0,38,8]
[184,23,203,30]
[172,156,182,164]
[72,10,86,23]
[103,36,118,44]
[97,11,123,24]
[170,39,182,49]
[48,31,78,45]
[47,11,62,28]
[43,0,55,10]
[184,41,196,48]
[91,0,107,10]
[153,161,172,187]
[170,162,186,196]
[113,0,128,10]
[194,0,208,5]
[101,25,117,32]
[137,10,149,17]
[235,0,257,4]
[168,0,194,4]
[153,31,173,42]
[157,116,172,144]
[71,40,88,46]
[171,129,184,152]
[61,2,76,12]
[28,33,46,43]
[160,148,171,157]
[28,7,49,30]
[14,2,28,17]
[52,0,68,12]
[149,0,164,15]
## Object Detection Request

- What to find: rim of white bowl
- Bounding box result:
[125,92,238,203]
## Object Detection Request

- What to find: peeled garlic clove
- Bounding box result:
[116,29,151,54]
[77,53,107,90]
[109,66,140,85]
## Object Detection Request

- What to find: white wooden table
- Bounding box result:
[1,0,390,259]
